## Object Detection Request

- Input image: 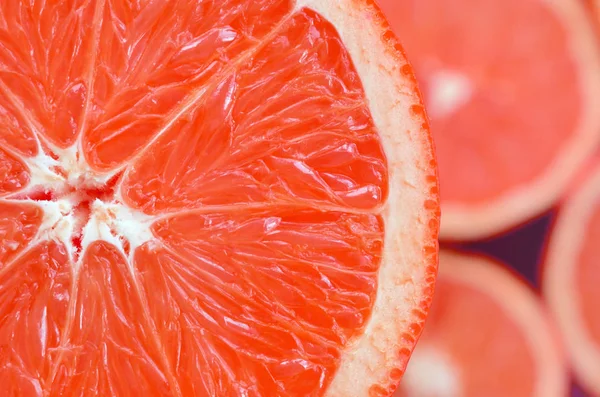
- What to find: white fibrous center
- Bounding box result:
[400,345,461,397]
[426,69,473,119]
[14,147,154,265]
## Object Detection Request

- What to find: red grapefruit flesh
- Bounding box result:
[395,251,567,397]
[543,162,600,396]
[377,0,600,239]
[0,1,439,396]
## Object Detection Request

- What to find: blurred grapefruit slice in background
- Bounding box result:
[377,0,600,240]
[0,0,440,396]
[543,162,600,396]
[395,251,567,397]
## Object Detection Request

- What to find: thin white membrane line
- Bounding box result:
[106,82,211,194]
[0,80,66,199]
[150,201,385,224]
[68,0,106,174]
[109,10,300,196]
[0,197,47,206]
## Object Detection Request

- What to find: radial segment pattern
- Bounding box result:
[0,1,394,396]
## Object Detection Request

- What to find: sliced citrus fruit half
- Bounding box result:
[377,0,600,240]
[542,161,600,396]
[0,0,439,396]
[394,251,567,397]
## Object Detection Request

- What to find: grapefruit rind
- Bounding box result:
[543,163,600,396]
[436,0,600,240]
[297,0,440,395]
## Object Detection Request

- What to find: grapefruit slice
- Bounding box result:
[377,0,600,239]
[394,251,567,397]
[542,162,600,396]
[0,0,439,396]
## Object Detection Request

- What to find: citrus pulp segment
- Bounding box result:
[394,251,567,397]
[0,201,42,263]
[377,0,600,239]
[0,241,71,395]
[0,0,439,396]
[0,147,30,194]
[542,163,600,396]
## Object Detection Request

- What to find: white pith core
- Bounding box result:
[8,144,155,266]
[426,69,473,119]
[55,144,117,188]
[400,345,461,397]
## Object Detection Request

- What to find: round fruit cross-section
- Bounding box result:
[543,163,600,396]
[377,0,600,239]
[395,251,567,397]
[0,1,439,396]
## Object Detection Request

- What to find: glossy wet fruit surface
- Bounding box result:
[0,1,439,396]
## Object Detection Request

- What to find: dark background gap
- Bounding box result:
[440,209,588,396]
